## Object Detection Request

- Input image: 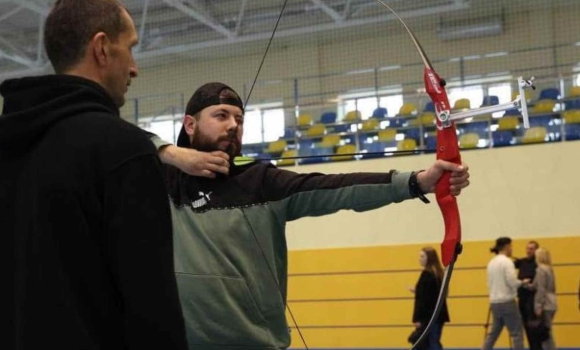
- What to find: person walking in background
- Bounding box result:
[532,248,557,350]
[411,247,450,350]
[482,237,528,350]
[515,240,542,350]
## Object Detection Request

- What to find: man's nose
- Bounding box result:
[226,115,238,131]
[130,65,139,78]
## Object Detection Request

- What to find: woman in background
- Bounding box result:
[532,248,557,350]
[412,247,450,350]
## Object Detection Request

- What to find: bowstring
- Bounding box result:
[243,0,310,348]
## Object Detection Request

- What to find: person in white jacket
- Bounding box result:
[532,248,557,350]
[482,237,530,350]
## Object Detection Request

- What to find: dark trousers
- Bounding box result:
[519,296,543,350]
[426,322,444,350]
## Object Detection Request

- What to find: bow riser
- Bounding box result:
[424,67,462,267]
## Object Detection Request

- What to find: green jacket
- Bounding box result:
[152,137,416,349]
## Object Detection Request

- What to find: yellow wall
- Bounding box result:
[286,237,580,349]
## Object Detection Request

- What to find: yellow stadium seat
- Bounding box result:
[409,112,436,126]
[498,116,519,131]
[297,114,312,126]
[277,150,296,167]
[532,99,556,114]
[320,134,341,147]
[399,103,417,116]
[563,110,580,124]
[453,98,471,110]
[522,127,547,144]
[332,144,356,162]
[568,86,580,97]
[304,124,326,137]
[420,112,436,125]
[265,140,287,153]
[378,129,397,142]
[361,118,380,131]
[512,89,532,101]
[459,133,479,149]
[344,110,361,122]
[397,139,417,151]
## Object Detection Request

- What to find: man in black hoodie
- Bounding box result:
[0,1,187,349]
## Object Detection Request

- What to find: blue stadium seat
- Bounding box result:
[361,142,386,159]
[528,115,554,128]
[482,95,499,106]
[425,137,437,151]
[492,130,514,147]
[283,128,295,139]
[372,107,388,119]
[504,108,520,116]
[565,124,580,141]
[298,139,314,150]
[405,128,421,141]
[387,117,406,127]
[424,101,435,113]
[298,146,333,164]
[331,123,350,133]
[565,98,580,111]
[320,112,337,124]
[460,121,489,137]
[539,88,560,101]
[361,141,398,159]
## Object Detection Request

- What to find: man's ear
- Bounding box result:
[91,32,110,67]
[183,115,197,137]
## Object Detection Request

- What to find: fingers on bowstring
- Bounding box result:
[211,150,230,161]
[199,170,217,179]
[206,163,229,175]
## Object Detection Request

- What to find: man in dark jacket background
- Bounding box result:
[515,240,540,350]
[0,1,187,349]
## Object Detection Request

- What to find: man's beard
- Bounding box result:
[190,126,241,161]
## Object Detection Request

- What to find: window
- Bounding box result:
[242,109,262,145]
[379,95,404,116]
[242,105,285,145]
[488,83,512,118]
[448,85,484,110]
[338,94,403,120]
[262,109,285,142]
[141,114,182,144]
[338,97,377,120]
[488,83,512,104]
[355,97,379,120]
[575,74,580,86]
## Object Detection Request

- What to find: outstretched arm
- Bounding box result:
[263,160,469,221]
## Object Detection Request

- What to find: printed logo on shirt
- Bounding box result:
[191,191,212,209]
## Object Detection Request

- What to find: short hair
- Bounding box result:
[528,240,539,249]
[490,237,512,254]
[44,0,128,73]
[535,248,552,266]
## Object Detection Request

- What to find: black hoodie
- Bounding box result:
[0,75,187,350]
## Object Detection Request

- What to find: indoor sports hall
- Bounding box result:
[0,0,578,349]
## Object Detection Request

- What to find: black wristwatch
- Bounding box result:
[409,171,430,204]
